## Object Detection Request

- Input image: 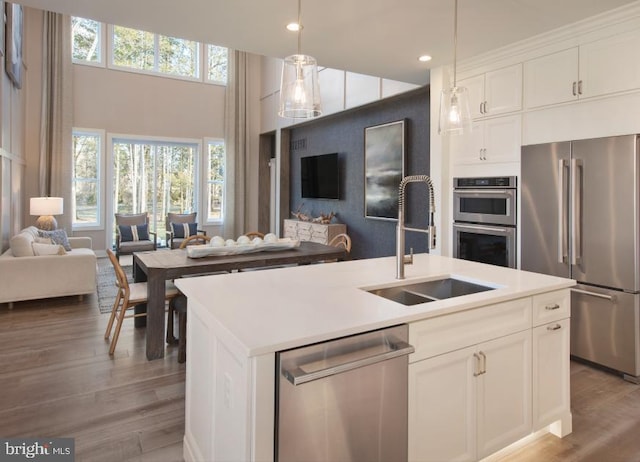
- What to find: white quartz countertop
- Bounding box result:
[175,254,575,357]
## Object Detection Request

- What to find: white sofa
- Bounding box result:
[0,226,97,308]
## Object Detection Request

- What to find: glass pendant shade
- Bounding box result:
[438,85,472,136]
[278,54,322,119]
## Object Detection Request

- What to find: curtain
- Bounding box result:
[39,12,73,231]
[223,49,250,238]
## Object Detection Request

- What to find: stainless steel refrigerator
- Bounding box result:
[521,134,640,383]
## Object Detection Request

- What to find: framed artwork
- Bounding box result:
[364,119,406,220]
[5,2,22,88]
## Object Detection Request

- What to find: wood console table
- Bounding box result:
[283,219,346,244]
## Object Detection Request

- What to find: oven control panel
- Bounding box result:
[454,176,516,188]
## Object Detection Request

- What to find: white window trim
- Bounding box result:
[204,137,226,225]
[106,133,203,249]
[71,19,106,68]
[106,24,204,83]
[204,45,229,86]
[72,127,105,231]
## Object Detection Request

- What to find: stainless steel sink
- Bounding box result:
[366,277,495,306]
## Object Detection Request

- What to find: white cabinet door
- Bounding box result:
[451,115,521,165]
[483,114,522,163]
[533,318,570,431]
[409,346,477,462]
[449,120,484,165]
[459,64,522,119]
[524,47,579,109]
[459,74,485,119]
[580,28,640,99]
[484,65,523,116]
[476,330,532,459]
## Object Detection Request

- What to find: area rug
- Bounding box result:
[96,258,133,314]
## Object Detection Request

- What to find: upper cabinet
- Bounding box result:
[524,28,640,109]
[459,64,523,119]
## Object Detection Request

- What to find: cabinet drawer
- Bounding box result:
[409,297,532,363]
[532,290,570,327]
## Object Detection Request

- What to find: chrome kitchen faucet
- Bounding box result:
[396,175,436,279]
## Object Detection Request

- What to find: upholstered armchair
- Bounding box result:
[114,213,157,261]
[165,212,206,249]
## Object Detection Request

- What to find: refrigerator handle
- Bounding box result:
[571,159,583,266]
[558,159,568,264]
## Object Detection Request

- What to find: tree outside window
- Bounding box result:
[207,45,228,83]
[72,17,102,63]
[72,131,101,227]
[207,141,225,221]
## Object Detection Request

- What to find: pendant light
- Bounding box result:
[438,0,471,135]
[278,0,322,119]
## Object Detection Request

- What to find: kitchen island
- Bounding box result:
[175,253,575,462]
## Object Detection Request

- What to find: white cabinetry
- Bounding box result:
[408,297,533,462]
[408,289,571,461]
[450,114,521,165]
[409,331,531,462]
[524,28,640,109]
[532,290,571,435]
[459,64,522,119]
[283,219,346,244]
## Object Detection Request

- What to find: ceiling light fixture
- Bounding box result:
[418,55,432,62]
[286,22,301,32]
[278,0,322,119]
[438,0,471,135]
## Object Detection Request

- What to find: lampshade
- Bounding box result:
[438,0,471,136]
[30,197,64,215]
[278,0,322,119]
[30,197,63,231]
[279,54,322,118]
[438,86,472,135]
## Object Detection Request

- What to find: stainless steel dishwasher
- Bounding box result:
[276,324,414,462]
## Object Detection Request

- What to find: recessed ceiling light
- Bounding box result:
[418,55,432,62]
[286,22,302,32]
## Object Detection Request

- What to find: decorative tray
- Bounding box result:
[185,238,301,258]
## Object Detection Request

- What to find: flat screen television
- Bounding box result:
[301,153,340,199]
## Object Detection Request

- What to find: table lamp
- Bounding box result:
[30,197,63,230]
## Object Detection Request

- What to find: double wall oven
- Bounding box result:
[453,176,517,268]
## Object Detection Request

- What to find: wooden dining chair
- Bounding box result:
[104,248,180,356]
[329,233,352,253]
[327,233,352,262]
[245,231,265,239]
[179,234,212,248]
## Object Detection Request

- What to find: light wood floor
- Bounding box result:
[2,290,640,461]
[0,292,185,462]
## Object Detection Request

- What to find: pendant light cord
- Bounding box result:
[453,0,458,87]
[297,0,302,55]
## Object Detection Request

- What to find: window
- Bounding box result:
[72,130,102,228]
[72,17,228,84]
[207,45,228,84]
[112,138,200,245]
[207,140,225,222]
[112,26,200,79]
[72,17,103,64]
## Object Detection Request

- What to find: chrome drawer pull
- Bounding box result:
[545,304,560,311]
[547,324,562,331]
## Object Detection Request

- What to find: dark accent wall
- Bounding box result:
[288,86,431,259]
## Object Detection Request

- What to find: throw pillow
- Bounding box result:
[38,229,72,251]
[10,232,35,257]
[32,242,66,256]
[35,236,53,244]
[171,222,198,238]
[118,224,150,242]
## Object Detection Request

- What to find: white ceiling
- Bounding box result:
[15,0,639,84]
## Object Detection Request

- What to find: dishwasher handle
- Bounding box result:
[283,340,415,386]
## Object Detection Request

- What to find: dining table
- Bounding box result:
[133,241,347,360]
